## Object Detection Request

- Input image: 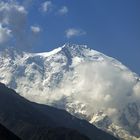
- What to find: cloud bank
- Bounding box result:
[49,61,139,113]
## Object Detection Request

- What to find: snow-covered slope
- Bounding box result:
[0,44,140,140]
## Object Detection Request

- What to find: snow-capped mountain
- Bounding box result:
[0,44,140,140]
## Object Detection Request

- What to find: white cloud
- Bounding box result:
[30,26,41,33]
[41,1,52,12]
[0,1,41,49]
[65,28,86,38]
[58,6,68,15]
[0,24,12,44]
[56,61,137,112]
[0,1,28,47]
[0,1,27,25]
[133,82,140,98]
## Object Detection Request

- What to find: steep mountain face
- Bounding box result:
[0,82,118,140]
[0,123,20,140]
[0,44,140,140]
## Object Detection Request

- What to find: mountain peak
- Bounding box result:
[0,44,140,140]
[35,47,62,57]
[35,43,89,58]
[62,43,88,50]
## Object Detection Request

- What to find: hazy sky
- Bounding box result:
[0,0,140,75]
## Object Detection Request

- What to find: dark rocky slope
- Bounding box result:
[0,123,20,140]
[0,83,118,140]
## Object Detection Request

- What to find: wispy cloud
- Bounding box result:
[58,6,68,15]
[41,1,53,13]
[30,25,41,33]
[0,24,12,44]
[65,28,86,38]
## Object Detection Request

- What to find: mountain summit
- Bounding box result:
[0,44,140,140]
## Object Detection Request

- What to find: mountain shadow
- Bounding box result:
[0,123,20,140]
[0,83,118,140]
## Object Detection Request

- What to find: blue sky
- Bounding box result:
[0,0,140,75]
